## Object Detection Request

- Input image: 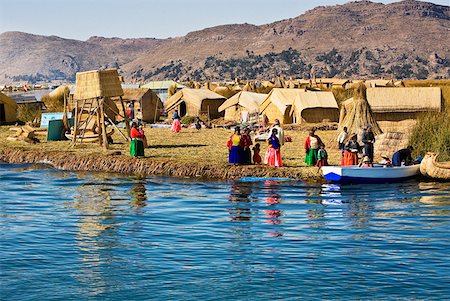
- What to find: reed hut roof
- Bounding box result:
[74,69,124,100]
[0,91,18,109]
[119,88,154,100]
[260,88,305,114]
[315,78,350,86]
[164,88,226,111]
[366,87,442,113]
[365,79,395,88]
[218,91,267,112]
[289,91,338,115]
[141,80,185,90]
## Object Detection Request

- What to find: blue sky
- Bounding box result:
[0,0,448,40]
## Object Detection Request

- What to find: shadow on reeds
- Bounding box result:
[149,144,207,149]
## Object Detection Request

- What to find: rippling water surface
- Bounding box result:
[1,163,449,300]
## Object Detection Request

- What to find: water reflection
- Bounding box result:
[228,182,254,221]
[130,177,147,208]
[72,175,123,297]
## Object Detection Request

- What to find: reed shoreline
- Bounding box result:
[0,148,326,182]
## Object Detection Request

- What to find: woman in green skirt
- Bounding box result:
[130,122,145,157]
[304,129,323,166]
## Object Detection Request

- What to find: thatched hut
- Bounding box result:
[112,88,162,123]
[259,88,307,124]
[366,87,442,121]
[164,88,226,120]
[218,91,267,122]
[0,91,18,124]
[290,91,339,124]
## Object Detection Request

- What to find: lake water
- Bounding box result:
[1,163,449,300]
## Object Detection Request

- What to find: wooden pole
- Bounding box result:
[97,103,103,147]
[120,96,130,139]
[71,99,78,145]
[153,96,158,123]
[99,98,108,150]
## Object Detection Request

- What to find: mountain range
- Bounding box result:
[0,0,449,84]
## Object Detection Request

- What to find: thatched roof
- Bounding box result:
[0,91,18,109]
[141,80,185,90]
[260,88,305,114]
[218,91,266,112]
[365,79,395,88]
[118,88,155,101]
[315,78,350,86]
[366,87,442,113]
[74,69,123,100]
[290,91,338,115]
[164,88,226,111]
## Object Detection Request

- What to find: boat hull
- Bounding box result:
[322,164,420,183]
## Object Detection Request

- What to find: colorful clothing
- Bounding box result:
[316,148,328,168]
[171,119,181,133]
[342,140,360,166]
[304,135,322,166]
[264,135,282,167]
[228,134,242,164]
[130,127,144,157]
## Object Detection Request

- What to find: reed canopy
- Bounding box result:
[164,88,226,120]
[366,87,442,121]
[0,91,18,123]
[259,88,307,124]
[73,69,124,100]
[290,91,339,124]
[218,91,267,122]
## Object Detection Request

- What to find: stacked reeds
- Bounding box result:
[338,83,382,141]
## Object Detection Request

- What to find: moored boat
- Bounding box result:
[420,152,450,181]
[321,164,420,183]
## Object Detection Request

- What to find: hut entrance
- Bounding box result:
[180,101,187,117]
[0,104,5,122]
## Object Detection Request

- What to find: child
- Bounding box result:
[360,156,373,168]
[316,144,328,170]
[253,143,261,164]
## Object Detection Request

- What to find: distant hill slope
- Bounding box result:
[1,0,449,83]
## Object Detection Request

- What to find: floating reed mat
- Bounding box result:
[0,149,324,182]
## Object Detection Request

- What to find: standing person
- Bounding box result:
[337,126,348,154]
[240,128,253,164]
[136,109,143,124]
[171,110,182,133]
[304,129,323,166]
[130,122,144,157]
[316,144,328,170]
[342,133,360,166]
[264,128,283,167]
[362,125,375,164]
[392,146,414,166]
[228,126,242,165]
[270,119,285,146]
[138,124,148,148]
[252,143,261,164]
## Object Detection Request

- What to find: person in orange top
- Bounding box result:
[342,133,360,166]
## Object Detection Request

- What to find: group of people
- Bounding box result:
[171,110,203,133]
[227,119,285,167]
[337,126,415,167]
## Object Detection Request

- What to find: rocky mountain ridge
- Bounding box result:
[0,0,448,83]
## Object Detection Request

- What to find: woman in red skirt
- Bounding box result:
[342,133,360,166]
[264,128,283,167]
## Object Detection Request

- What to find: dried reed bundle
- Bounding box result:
[42,85,70,112]
[338,83,382,140]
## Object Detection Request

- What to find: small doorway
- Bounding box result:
[0,104,5,123]
[180,101,187,117]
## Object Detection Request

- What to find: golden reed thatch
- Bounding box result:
[74,69,124,100]
[338,83,382,140]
